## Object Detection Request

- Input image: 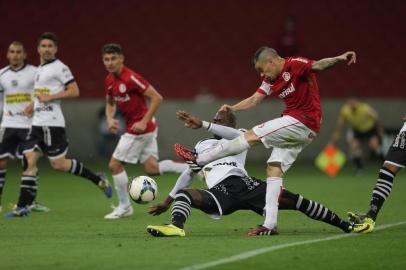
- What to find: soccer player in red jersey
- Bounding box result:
[175,47,356,235]
[102,44,187,219]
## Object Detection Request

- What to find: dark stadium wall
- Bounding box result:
[1,0,405,98]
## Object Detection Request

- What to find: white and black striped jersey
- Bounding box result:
[33,59,75,127]
[401,122,406,133]
[0,64,36,128]
[195,129,248,189]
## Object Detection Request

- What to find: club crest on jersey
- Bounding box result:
[119,83,127,93]
[11,80,18,86]
[282,72,291,82]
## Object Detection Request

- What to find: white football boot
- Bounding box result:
[104,204,134,219]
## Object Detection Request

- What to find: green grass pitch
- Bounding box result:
[0,160,405,270]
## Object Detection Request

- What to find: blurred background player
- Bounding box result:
[147,110,353,237]
[175,47,356,235]
[4,33,112,218]
[331,98,383,174]
[0,41,49,213]
[349,114,406,233]
[102,43,188,219]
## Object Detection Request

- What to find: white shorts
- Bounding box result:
[252,115,316,172]
[112,130,158,164]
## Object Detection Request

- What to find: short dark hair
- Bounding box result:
[102,43,123,55]
[38,32,58,45]
[252,46,278,65]
[9,41,26,52]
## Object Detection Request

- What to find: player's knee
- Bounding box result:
[244,130,261,145]
[383,163,400,175]
[267,163,283,177]
[50,159,69,172]
[175,189,194,205]
[143,161,159,176]
[108,159,124,175]
[0,158,8,169]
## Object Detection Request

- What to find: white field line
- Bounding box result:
[178,221,406,270]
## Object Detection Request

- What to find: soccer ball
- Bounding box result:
[128,176,158,204]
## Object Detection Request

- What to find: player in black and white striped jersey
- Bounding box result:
[349,115,406,233]
[147,110,353,237]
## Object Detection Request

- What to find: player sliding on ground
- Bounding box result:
[175,47,357,235]
[349,114,406,233]
[147,110,357,237]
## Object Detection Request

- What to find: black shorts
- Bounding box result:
[0,128,30,159]
[202,175,266,216]
[385,131,406,168]
[23,126,69,159]
[353,125,379,140]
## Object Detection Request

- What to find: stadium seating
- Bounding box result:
[0,0,404,98]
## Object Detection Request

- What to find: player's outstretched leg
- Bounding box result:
[349,163,400,233]
[147,190,190,237]
[158,160,189,174]
[280,189,354,233]
[50,158,112,198]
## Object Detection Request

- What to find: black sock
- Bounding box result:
[295,194,352,233]
[0,169,6,201]
[171,190,192,229]
[69,159,101,185]
[17,175,38,208]
[353,156,363,171]
[367,166,395,221]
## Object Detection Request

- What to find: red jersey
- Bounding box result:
[256,57,321,132]
[105,66,157,135]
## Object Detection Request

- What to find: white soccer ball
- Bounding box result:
[128,176,158,204]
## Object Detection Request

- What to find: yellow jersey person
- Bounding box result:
[331,98,383,173]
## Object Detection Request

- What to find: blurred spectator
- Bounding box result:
[331,98,384,174]
[194,86,216,104]
[276,16,301,57]
[97,106,125,158]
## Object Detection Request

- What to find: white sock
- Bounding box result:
[196,134,250,165]
[263,177,283,229]
[112,170,131,208]
[158,160,189,174]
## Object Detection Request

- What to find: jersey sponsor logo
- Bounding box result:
[212,161,237,167]
[119,83,127,93]
[5,110,26,117]
[282,72,291,82]
[5,93,31,103]
[278,83,295,98]
[34,88,51,96]
[291,57,309,64]
[35,105,54,112]
[113,94,130,102]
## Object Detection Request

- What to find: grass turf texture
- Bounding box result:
[0,160,405,270]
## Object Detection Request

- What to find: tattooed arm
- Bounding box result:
[311,51,356,72]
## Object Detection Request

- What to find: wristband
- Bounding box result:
[202,121,211,129]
